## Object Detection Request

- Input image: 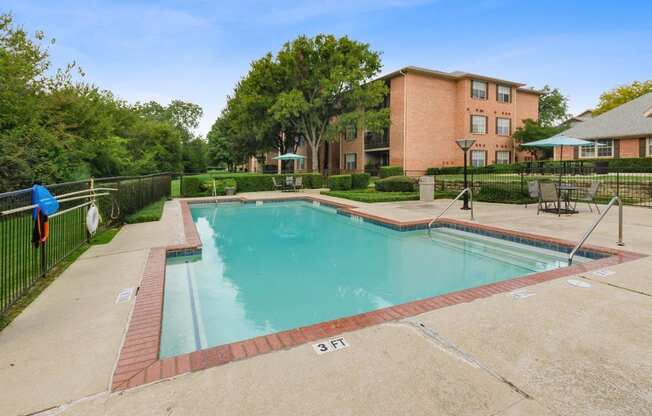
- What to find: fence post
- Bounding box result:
[616,171,620,197]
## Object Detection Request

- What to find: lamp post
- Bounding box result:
[456,138,476,210]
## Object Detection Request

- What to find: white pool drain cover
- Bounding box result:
[567,279,591,288]
[115,288,134,303]
[591,269,615,278]
[510,289,535,300]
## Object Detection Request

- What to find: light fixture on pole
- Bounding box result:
[455,138,476,210]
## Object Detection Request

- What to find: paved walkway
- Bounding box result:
[1,193,651,415]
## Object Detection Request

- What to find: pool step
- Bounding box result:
[428,228,572,271]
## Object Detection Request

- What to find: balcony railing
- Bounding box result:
[364,132,389,150]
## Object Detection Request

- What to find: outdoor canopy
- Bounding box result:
[521,134,602,215]
[272,153,306,160]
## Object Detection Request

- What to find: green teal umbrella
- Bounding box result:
[272,153,306,161]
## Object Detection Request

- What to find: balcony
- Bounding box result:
[364,131,389,150]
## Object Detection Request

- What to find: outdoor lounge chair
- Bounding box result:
[525,180,539,208]
[285,176,294,192]
[537,182,559,215]
[272,177,284,191]
[293,176,303,192]
[575,182,601,214]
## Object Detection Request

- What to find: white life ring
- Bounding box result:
[86,205,100,236]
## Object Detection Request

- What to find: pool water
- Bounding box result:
[160,201,585,358]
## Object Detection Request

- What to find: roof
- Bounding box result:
[566,109,594,124]
[377,66,542,94]
[563,92,652,139]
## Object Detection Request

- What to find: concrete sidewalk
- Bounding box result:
[1,194,651,415]
[0,201,184,416]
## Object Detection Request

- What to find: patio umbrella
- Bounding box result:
[272,153,306,174]
[521,134,602,214]
[272,153,306,160]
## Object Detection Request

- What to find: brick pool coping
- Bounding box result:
[111,196,645,391]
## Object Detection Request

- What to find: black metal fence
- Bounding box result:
[0,173,172,315]
[430,165,652,207]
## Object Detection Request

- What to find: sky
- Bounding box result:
[3,0,652,136]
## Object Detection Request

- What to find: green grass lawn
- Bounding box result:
[124,198,166,224]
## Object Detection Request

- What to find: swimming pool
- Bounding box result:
[159,200,590,358]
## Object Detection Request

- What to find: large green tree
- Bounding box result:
[213,34,390,172]
[0,13,203,191]
[538,85,570,127]
[593,80,652,115]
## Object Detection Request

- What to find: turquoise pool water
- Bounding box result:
[160,201,584,358]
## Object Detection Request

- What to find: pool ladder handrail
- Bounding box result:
[568,196,624,266]
[427,188,473,236]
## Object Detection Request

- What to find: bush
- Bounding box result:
[375,176,416,192]
[201,178,237,195]
[233,175,274,192]
[475,185,530,204]
[322,189,418,203]
[379,165,404,178]
[181,177,203,197]
[351,173,370,189]
[328,175,352,191]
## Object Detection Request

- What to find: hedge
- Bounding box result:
[375,175,416,192]
[351,173,370,189]
[181,173,324,195]
[379,165,404,178]
[201,178,236,195]
[475,185,532,204]
[181,177,203,197]
[328,175,352,191]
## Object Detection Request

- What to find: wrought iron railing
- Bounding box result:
[0,173,172,315]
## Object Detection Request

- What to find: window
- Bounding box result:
[647,137,652,157]
[579,139,614,158]
[344,125,357,142]
[345,153,357,170]
[296,158,305,171]
[470,115,487,134]
[471,150,486,167]
[496,151,511,164]
[471,80,488,100]
[497,85,511,103]
[496,118,511,136]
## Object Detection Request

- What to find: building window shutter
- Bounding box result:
[573,147,579,159]
[614,140,620,159]
[640,138,647,157]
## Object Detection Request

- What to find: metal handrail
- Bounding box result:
[427,188,474,234]
[568,196,624,265]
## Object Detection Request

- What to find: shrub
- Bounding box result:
[379,165,404,178]
[181,177,203,197]
[475,185,530,204]
[276,173,323,189]
[322,189,418,203]
[351,173,370,189]
[233,175,274,192]
[201,178,237,195]
[328,175,352,191]
[375,175,416,192]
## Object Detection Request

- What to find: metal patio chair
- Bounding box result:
[575,181,601,214]
[272,177,284,191]
[537,182,559,215]
[293,176,303,192]
[525,180,539,208]
[285,176,294,192]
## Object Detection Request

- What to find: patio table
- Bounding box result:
[556,184,579,214]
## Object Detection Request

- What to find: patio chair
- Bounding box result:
[525,180,539,208]
[285,176,294,192]
[575,182,601,214]
[272,177,284,191]
[537,182,559,215]
[293,176,303,192]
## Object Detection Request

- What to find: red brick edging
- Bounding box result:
[111,196,645,391]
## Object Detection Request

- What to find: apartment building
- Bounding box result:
[252,66,540,175]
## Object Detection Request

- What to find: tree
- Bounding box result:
[538,85,570,127]
[212,34,390,173]
[593,80,652,115]
[512,119,564,159]
[269,35,389,172]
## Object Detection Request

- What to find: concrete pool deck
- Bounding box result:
[1,192,651,415]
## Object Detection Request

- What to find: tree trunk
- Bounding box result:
[310,142,319,172]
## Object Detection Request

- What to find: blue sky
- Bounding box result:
[4,0,652,135]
